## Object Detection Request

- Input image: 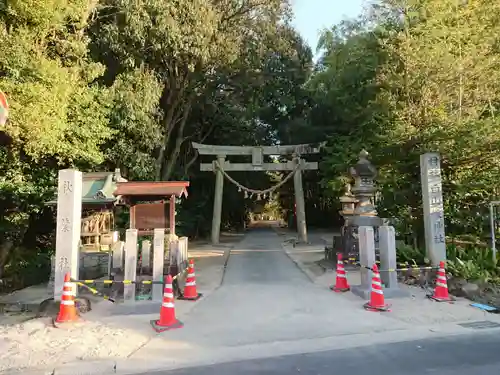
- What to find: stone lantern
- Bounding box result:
[350,149,382,227]
[339,182,357,225]
[337,182,359,261]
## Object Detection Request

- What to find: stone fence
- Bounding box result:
[49,229,189,302]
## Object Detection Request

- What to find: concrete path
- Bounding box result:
[126,228,413,367]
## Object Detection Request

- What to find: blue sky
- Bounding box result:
[291,0,366,53]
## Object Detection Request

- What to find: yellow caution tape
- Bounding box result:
[340,259,437,273]
[76,266,189,285]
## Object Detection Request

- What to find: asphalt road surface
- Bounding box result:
[137,331,500,375]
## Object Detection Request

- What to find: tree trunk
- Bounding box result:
[0,240,14,282]
[161,93,196,180]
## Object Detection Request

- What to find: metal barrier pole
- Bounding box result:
[490,202,496,262]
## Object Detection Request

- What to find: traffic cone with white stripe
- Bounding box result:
[363,264,391,312]
[428,261,454,302]
[330,253,350,292]
[151,275,183,332]
[179,259,202,301]
[54,272,79,324]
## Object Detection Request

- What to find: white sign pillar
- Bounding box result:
[420,153,446,265]
[152,228,165,302]
[54,169,82,300]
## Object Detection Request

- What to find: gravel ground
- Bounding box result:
[0,317,149,372]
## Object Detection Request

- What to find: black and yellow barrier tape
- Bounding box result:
[342,257,438,272]
[72,266,189,286]
[74,281,116,303]
[362,265,438,272]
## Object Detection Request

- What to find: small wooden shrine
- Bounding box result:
[46,169,127,251]
[113,181,190,236]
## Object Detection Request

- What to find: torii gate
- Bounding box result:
[192,142,322,244]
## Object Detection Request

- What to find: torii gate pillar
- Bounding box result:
[193,142,323,245]
[212,155,225,244]
[293,156,307,243]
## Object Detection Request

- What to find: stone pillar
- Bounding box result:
[420,153,446,265]
[112,241,124,272]
[211,155,225,244]
[54,169,82,301]
[152,229,165,302]
[293,157,308,243]
[351,226,376,299]
[169,239,179,272]
[178,237,188,269]
[141,240,151,272]
[379,226,407,297]
[124,229,138,302]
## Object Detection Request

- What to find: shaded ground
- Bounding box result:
[135,331,500,375]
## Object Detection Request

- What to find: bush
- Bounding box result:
[446,243,500,284]
[396,243,427,266]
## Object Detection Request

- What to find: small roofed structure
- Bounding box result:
[46,169,127,207]
[46,169,127,251]
[114,181,190,236]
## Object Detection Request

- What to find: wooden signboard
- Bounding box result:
[132,202,169,230]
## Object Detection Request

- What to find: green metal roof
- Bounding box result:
[46,169,127,206]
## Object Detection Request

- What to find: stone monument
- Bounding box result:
[420,152,446,265]
[54,169,83,300]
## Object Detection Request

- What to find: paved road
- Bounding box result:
[152,228,407,346]
[130,228,410,362]
[128,228,499,372]
[135,331,500,374]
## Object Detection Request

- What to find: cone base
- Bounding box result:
[330,285,350,293]
[150,319,183,333]
[363,301,391,312]
[54,311,80,324]
[53,317,82,328]
[427,294,454,303]
[178,293,203,301]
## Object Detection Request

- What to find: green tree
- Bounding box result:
[89,0,292,180]
[0,0,111,283]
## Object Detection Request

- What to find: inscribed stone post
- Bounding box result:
[420,153,446,265]
[141,240,151,272]
[54,169,82,301]
[152,229,165,302]
[350,226,376,299]
[124,229,138,302]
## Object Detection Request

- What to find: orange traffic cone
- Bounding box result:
[428,261,454,302]
[330,253,350,292]
[179,259,202,301]
[151,275,183,332]
[364,264,391,312]
[54,272,79,325]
